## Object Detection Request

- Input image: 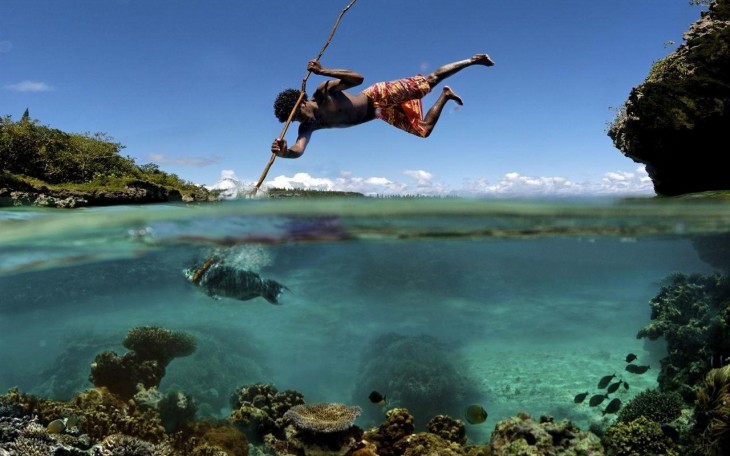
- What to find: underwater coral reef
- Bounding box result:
[5,277,730,456]
[637,272,730,402]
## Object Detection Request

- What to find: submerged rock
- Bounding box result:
[486,413,605,455]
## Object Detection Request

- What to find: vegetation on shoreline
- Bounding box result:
[0,112,212,201]
[265,187,364,198]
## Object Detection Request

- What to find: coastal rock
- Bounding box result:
[607,0,730,196]
[0,180,202,208]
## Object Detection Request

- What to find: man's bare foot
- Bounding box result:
[472,53,495,66]
[443,86,463,105]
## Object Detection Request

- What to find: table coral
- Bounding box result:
[123,326,197,366]
[89,326,197,401]
[284,403,362,433]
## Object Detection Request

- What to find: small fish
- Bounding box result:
[625,353,637,363]
[606,380,624,394]
[47,419,65,434]
[588,393,609,407]
[625,364,650,374]
[660,423,679,442]
[623,381,630,391]
[465,404,488,424]
[597,373,616,389]
[574,392,589,404]
[369,391,387,406]
[602,398,622,415]
[65,415,79,429]
[185,262,288,305]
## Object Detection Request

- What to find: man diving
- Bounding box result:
[271,53,495,158]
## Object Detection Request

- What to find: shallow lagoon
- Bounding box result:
[1,197,728,447]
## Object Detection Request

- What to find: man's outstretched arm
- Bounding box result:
[271,122,313,159]
[309,60,364,93]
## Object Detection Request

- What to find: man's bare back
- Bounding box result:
[271,54,494,159]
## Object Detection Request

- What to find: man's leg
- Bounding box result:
[425,54,494,88]
[419,86,463,137]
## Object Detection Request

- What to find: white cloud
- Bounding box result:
[4,80,53,92]
[267,172,336,191]
[220,169,237,180]
[462,173,578,196]
[207,166,655,199]
[148,153,221,167]
[403,169,433,183]
[462,167,653,197]
[598,167,653,193]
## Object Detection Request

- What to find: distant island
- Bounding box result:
[0,111,216,208]
[265,187,364,198]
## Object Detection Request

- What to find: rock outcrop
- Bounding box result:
[0,179,211,207]
[608,0,730,196]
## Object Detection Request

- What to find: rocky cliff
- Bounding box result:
[608,0,730,196]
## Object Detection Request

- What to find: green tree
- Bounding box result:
[1,113,212,200]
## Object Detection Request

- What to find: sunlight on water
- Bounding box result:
[1,197,730,447]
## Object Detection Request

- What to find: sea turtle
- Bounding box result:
[185,259,287,305]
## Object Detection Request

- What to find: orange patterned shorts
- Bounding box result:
[361,75,431,137]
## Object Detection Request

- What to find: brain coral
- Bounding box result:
[425,414,466,446]
[604,416,677,456]
[284,403,362,433]
[617,389,684,424]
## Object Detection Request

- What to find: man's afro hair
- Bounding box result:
[274,89,307,123]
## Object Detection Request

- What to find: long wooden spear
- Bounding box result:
[250,0,358,196]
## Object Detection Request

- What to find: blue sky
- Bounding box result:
[1,1,706,196]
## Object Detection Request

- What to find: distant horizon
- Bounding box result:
[207,167,655,198]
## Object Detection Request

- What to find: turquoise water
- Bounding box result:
[1,197,729,444]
